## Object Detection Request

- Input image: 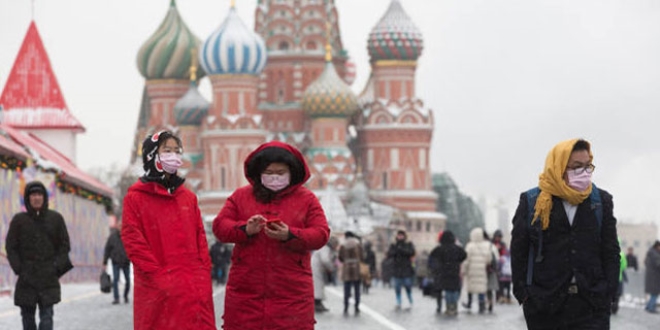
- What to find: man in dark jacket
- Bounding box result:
[386,229,416,310]
[209,239,232,285]
[626,247,639,272]
[103,222,131,304]
[6,181,73,330]
[511,139,620,329]
[428,230,466,315]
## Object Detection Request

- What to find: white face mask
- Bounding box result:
[261,173,290,192]
[567,169,592,192]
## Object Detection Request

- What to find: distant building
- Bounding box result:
[432,173,484,245]
[131,0,445,243]
[0,21,114,289]
[618,222,659,266]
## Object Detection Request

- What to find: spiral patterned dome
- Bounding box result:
[174,81,210,126]
[302,61,359,118]
[199,7,267,75]
[136,0,204,80]
[367,0,424,62]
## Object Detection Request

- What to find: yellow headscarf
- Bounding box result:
[533,138,593,230]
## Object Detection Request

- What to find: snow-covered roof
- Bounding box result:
[0,124,113,196]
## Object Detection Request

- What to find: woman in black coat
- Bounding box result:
[428,230,466,315]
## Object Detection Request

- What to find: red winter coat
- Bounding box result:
[214,142,330,330]
[122,180,216,330]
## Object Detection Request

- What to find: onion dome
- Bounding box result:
[199,5,267,75]
[173,83,210,126]
[302,51,359,118]
[367,0,423,62]
[174,55,209,126]
[137,0,204,80]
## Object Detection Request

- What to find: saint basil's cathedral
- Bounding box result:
[133,0,445,250]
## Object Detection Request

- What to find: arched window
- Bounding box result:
[278,41,289,50]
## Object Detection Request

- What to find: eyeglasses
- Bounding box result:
[567,164,595,174]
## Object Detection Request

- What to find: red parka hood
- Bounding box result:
[243,141,310,190]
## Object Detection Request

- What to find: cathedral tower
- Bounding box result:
[355,0,436,213]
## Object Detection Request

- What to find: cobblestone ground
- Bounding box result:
[0,279,657,330]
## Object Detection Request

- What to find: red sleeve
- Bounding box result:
[194,196,212,270]
[121,192,160,274]
[282,190,330,252]
[213,192,251,244]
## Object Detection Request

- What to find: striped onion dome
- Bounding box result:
[199,6,267,75]
[136,0,204,80]
[174,81,210,126]
[302,61,359,118]
[367,0,423,62]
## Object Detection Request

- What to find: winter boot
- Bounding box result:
[448,303,458,316]
[315,299,328,312]
[478,301,486,314]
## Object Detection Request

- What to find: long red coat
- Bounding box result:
[214,142,330,330]
[122,180,216,330]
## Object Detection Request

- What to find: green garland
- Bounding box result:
[1,153,112,210]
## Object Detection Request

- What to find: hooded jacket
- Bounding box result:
[213,141,330,330]
[5,181,72,306]
[386,232,416,278]
[429,231,467,291]
[121,179,215,330]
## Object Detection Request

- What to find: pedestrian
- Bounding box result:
[209,239,232,285]
[362,240,377,293]
[644,240,660,313]
[213,141,330,330]
[338,231,364,315]
[428,230,466,316]
[102,221,131,305]
[611,240,627,314]
[312,236,339,313]
[491,229,506,303]
[415,250,430,290]
[461,227,491,314]
[497,244,513,304]
[386,229,416,310]
[381,256,394,289]
[5,181,73,330]
[483,230,500,313]
[626,246,639,272]
[510,138,620,329]
[121,130,215,330]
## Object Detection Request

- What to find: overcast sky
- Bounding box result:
[1,0,659,227]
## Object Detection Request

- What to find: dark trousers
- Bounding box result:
[343,280,361,310]
[523,294,610,330]
[20,304,53,330]
[112,263,131,302]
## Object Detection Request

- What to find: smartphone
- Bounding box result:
[266,218,282,228]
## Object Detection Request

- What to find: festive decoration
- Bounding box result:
[0,154,25,172]
[55,178,113,211]
[0,153,111,210]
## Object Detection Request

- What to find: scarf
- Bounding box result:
[533,138,593,230]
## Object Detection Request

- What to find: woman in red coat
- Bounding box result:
[122,131,216,330]
[214,141,330,330]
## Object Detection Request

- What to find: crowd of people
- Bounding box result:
[5,134,660,330]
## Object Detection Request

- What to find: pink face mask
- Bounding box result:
[261,173,290,192]
[158,153,183,174]
[567,169,592,192]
